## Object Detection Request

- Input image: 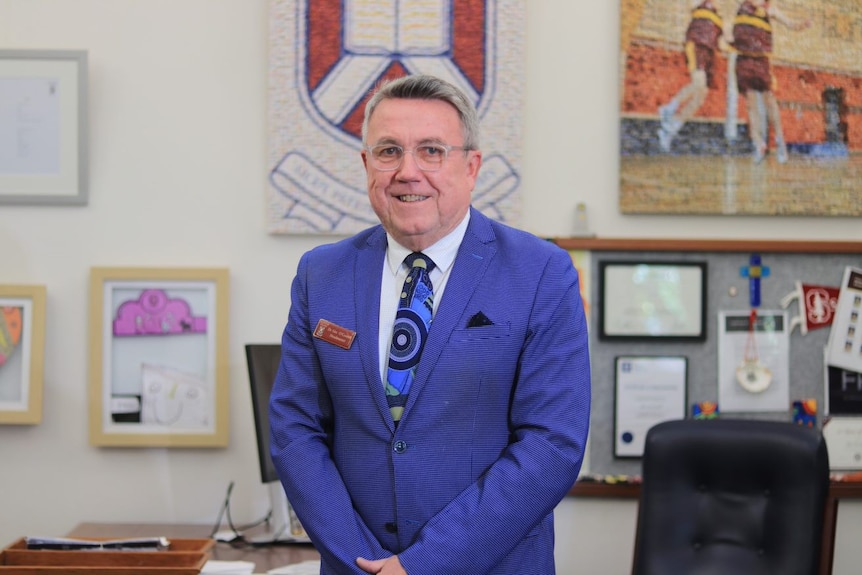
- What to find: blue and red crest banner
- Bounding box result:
[267,0,525,234]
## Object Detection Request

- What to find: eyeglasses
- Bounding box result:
[365,143,469,172]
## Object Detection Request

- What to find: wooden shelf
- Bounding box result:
[568,478,862,498]
[554,237,862,254]
[567,481,640,499]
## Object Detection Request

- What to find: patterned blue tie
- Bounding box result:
[386,252,435,423]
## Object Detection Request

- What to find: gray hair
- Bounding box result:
[361,75,480,150]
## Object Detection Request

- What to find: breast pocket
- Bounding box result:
[444,323,518,387]
[450,322,511,343]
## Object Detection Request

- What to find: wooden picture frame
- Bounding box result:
[88,267,229,447]
[0,285,46,424]
[0,49,89,206]
[598,260,707,341]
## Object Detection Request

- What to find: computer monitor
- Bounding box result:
[245,343,308,543]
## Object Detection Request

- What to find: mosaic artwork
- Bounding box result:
[267,0,525,234]
[619,0,862,216]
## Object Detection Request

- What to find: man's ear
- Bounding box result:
[466,150,482,183]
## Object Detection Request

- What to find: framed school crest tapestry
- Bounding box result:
[267,0,526,234]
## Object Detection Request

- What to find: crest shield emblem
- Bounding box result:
[267,0,525,234]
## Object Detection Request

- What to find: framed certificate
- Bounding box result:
[0,50,88,206]
[599,260,706,341]
[614,355,687,458]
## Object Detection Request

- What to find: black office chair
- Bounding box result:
[632,418,830,575]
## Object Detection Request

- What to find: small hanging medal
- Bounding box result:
[736,255,773,393]
[735,309,773,393]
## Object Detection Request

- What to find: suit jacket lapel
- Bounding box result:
[355,228,396,431]
[401,209,497,419]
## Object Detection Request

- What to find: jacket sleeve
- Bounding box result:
[269,251,389,573]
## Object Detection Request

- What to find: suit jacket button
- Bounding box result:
[384,522,398,533]
[393,440,407,454]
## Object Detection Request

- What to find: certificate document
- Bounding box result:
[0,77,61,175]
[823,417,862,470]
[614,356,687,457]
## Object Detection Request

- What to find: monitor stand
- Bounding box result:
[248,482,311,544]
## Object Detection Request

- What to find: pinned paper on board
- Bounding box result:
[614,355,687,458]
[825,267,862,374]
[823,417,862,471]
[824,347,862,417]
[718,310,790,413]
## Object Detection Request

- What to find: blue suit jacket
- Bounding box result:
[270,208,591,575]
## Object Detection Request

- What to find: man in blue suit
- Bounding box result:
[270,74,591,575]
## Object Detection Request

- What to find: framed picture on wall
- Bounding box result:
[618,1,860,216]
[0,285,46,424]
[614,355,687,458]
[88,267,229,447]
[265,1,526,234]
[0,50,89,206]
[598,260,707,341]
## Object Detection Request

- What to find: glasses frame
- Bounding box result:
[364,143,470,172]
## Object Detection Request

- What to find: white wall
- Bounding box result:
[1,1,860,573]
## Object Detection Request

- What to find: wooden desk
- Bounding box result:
[567,479,862,575]
[67,522,319,573]
[66,481,862,574]
[819,481,862,575]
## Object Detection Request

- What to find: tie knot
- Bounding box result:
[405,252,435,273]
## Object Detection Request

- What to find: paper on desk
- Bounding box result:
[25,536,169,551]
[267,560,321,575]
[200,560,255,574]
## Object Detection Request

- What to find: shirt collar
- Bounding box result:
[385,210,471,276]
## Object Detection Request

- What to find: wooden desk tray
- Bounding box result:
[0,538,214,575]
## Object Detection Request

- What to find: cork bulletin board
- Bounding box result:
[557,238,862,476]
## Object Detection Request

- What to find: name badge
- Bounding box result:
[313,319,356,350]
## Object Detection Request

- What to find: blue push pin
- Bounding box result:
[740,254,770,308]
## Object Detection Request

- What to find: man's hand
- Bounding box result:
[356,555,407,575]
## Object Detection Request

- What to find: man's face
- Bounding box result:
[362,98,482,252]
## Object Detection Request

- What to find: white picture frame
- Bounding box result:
[614,355,687,458]
[0,49,88,206]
